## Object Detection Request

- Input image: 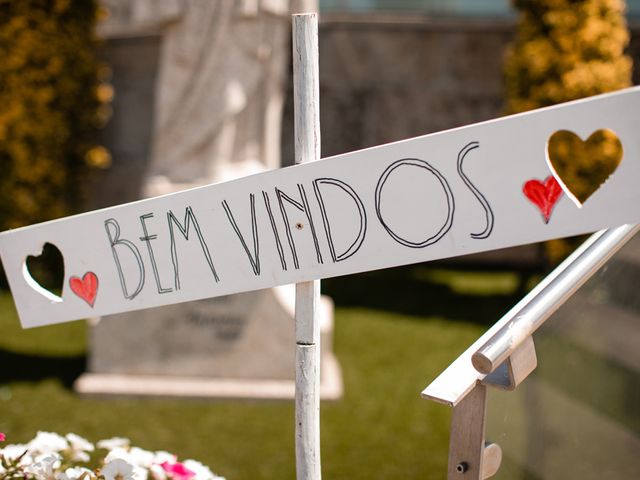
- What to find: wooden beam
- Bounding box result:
[293,12,322,480]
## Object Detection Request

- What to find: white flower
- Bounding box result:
[66,434,94,453]
[128,448,154,468]
[64,434,94,463]
[148,464,166,480]
[2,433,218,480]
[105,448,132,464]
[74,451,91,463]
[56,466,93,480]
[29,432,68,455]
[97,438,130,451]
[102,459,135,480]
[132,465,148,480]
[0,443,30,462]
[25,453,62,480]
[152,452,176,465]
[181,460,225,480]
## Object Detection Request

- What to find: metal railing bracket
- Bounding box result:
[481,335,537,391]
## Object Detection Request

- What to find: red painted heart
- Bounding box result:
[69,272,99,307]
[523,176,563,224]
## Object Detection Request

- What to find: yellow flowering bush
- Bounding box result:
[504,0,633,262]
[0,0,109,232]
[505,0,632,114]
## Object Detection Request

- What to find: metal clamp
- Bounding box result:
[447,336,538,479]
[481,335,537,391]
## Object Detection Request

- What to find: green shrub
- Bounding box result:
[0,0,110,232]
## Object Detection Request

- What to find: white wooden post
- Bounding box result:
[292,12,322,480]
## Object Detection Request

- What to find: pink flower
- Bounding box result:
[160,462,195,480]
[0,432,5,442]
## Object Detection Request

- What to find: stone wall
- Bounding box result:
[283,16,515,163]
[90,35,160,209]
[94,15,640,266]
[283,15,640,161]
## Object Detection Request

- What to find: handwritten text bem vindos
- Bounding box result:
[104,142,494,301]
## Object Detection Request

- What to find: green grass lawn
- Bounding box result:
[0,264,529,479]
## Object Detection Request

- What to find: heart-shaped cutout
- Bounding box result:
[24,242,65,302]
[547,129,623,206]
[69,272,99,307]
[523,176,563,224]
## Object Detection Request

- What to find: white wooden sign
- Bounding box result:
[2,87,640,328]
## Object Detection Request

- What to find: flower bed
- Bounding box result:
[0,432,225,480]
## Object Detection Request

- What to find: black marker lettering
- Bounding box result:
[312,177,367,262]
[457,142,494,239]
[263,191,287,271]
[375,158,455,248]
[298,184,324,265]
[167,206,219,290]
[222,194,260,276]
[104,218,145,300]
[139,213,172,294]
[276,185,324,269]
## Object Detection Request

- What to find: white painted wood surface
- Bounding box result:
[295,343,321,479]
[292,12,322,480]
[3,88,640,328]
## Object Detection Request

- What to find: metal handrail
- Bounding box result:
[471,223,640,375]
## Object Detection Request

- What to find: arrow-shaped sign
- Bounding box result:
[2,87,640,328]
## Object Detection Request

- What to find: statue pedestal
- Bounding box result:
[75,286,342,400]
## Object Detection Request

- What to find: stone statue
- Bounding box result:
[79,0,341,401]
[146,0,294,194]
[100,0,314,192]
